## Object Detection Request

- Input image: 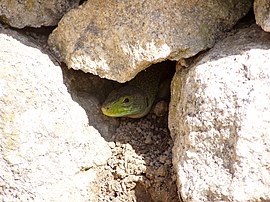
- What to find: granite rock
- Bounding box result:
[0,28,112,201]
[169,25,270,201]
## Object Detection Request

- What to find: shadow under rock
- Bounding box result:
[61,65,120,141]
[103,61,179,202]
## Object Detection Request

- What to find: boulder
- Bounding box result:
[0,0,79,28]
[0,28,112,201]
[48,0,252,82]
[254,0,270,32]
[169,25,270,201]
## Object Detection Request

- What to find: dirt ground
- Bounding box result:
[96,108,179,202]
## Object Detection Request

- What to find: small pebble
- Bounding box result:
[144,135,152,144]
[156,166,167,177]
[159,155,167,163]
[153,100,169,117]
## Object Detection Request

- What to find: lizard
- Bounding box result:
[101,63,169,118]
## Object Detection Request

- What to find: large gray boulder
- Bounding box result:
[0,28,111,201]
[48,0,252,83]
[0,0,79,28]
[169,25,270,201]
[254,0,270,32]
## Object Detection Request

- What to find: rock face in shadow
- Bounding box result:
[0,28,112,201]
[254,0,270,32]
[0,0,79,28]
[48,0,252,83]
[169,25,270,201]
[60,67,120,141]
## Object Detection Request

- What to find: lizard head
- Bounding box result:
[101,85,150,118]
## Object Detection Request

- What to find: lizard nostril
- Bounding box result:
[101,106,108,111]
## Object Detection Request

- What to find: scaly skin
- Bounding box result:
[101,65,163,118]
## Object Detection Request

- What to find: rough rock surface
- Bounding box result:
[169,24,270,201]
[0,28,112,201]
[0,0,79,28]
[48,0,252,83]
[254,0,270,32]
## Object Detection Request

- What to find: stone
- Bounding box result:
[0,28,112,201]
[48,0,252,83]
[153,100,169,117]
[254,0,270,32]
[169,25,270,201]
[0,0,79,28]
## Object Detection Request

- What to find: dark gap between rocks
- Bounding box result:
[97,61,178,202]
[79,0,87,5]
[62,60,178,201]
[232,8,255,30]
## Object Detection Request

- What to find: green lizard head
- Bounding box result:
[101,85,150,118]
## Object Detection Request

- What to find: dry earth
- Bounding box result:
[96,112,179,202]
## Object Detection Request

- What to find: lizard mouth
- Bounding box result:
[101,105,129,117]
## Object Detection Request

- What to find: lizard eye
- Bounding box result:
[123,98,130,103]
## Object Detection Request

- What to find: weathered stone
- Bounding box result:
[169,25,270,201]
[0,28,112,201]
[0,0,79,28]
[254,0,270,32]
[48,0,252,83]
